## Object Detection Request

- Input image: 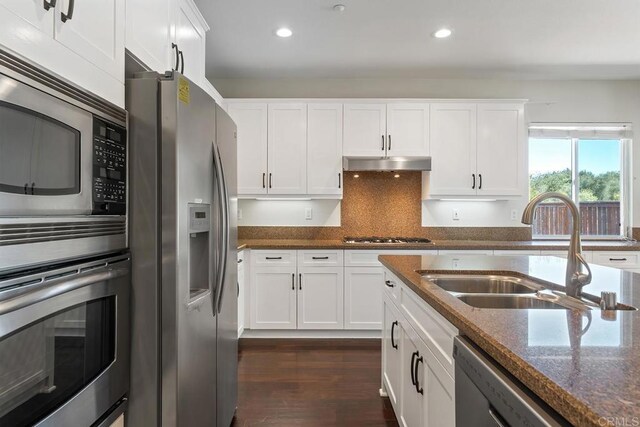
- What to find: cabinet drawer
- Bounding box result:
[298,250,343,266]
[252,250,297,266]
[344,250,381,267]
[400,285,458,377]
[383,269,402,306]
[493,250,541,256]
[591,251,640,268]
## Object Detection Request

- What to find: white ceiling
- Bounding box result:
[197,0,640,80]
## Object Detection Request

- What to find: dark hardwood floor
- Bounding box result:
[231,339,399,427]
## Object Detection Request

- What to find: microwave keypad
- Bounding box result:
[92,118,126,215]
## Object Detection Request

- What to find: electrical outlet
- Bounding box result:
[510,209,518,221]
[305,208,313,220]
[238,208,243,220]
[452,209,460,221]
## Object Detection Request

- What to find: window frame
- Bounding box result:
[528,133,631,240]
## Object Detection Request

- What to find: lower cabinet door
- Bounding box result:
[403,323,455,427]
[344,267,384,329]
[297,267,344,329]
[383,297,403,412]
[251,267,296,329]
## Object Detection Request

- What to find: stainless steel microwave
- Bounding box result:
[0,52,128,272]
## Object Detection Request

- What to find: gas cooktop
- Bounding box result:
[343,236,433,244]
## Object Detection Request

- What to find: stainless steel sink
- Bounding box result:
[456,294,568,309]
[423,274,542,294]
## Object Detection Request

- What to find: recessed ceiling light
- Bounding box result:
[333,4,346,12]
[275,27,293,38]
[433,28,452,39]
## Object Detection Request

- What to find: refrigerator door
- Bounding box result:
[213,104,238,427]
[160,74,218,427]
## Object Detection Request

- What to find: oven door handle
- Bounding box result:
[0,267,128,316]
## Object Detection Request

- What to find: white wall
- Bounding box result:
[218,77,640,227]
[238,199,340,226]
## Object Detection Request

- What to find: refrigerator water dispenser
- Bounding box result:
[188,204,210,300]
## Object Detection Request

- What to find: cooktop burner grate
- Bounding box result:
[343,236,432,244]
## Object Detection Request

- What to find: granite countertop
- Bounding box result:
[237,238,640,251]
[378,254,640,427]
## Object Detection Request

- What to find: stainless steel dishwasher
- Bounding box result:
[453,336,571,427]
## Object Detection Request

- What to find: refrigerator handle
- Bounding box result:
[213,142,230,315]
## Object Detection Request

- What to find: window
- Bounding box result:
[528,124,631,238]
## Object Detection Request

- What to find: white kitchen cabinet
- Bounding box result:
[590,251,640,270]
[437,249,494,256]
[53,0,125,81]
[427,102,525,199]
[0,0,125,106]
[343,103,387,157]
[267,103,307,194]
[386,103,430,157]
[476,103,525,196]
[344,266,384,329]
[494,250,541,256]
[382,295,404,412]
[307,103,343,196]
[403,322,455,427]
[343,102,430,158]
[250,266,297,329]
[428,103,477,197]
[227,103,268,195]
[126,0,175,73]
[175,0,208,86]
[297,267,344,329]
[237,250,245,336]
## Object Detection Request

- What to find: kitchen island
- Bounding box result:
[379,254,640,427]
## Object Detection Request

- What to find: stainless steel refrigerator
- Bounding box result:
[125,71,238,427]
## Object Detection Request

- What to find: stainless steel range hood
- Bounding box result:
[342,156,432,171]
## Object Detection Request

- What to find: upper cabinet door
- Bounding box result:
[476,103,524,196]
[175,0,208,86]
[343,103,387,157]
[386,103,430,157]
[267,103,307,194]
[0,0,54,39]
[53,0,125,81]
[428,103,477,196]
[227,103,268,195]
[126,0,174,72]
[307,103,343,196]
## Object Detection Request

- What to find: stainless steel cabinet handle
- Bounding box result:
[479,173,482,190]
[269,173,272,188]
[410,351,418,386]
[312,256,329,260]
[472,174,476,189]
[609,258,628,261]
[388,135,391,151]
[381,135,385,151]
[179,50,184,74]
[391,321,398,349]
[385,280,395,288]
[172,43,179,71]
[291,273,295,290]
[299,273,302,290]
[488,407,508,427]
[265,256,282,260]
[61,0,75,22]
[338,173,341,189]
[43,0,57,10]
[262,172,266,189]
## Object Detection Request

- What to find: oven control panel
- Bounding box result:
[92,118,126,215]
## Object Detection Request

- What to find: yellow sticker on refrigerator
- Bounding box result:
[178,77,190,104]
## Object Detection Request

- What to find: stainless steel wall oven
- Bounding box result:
[0,253,130,427]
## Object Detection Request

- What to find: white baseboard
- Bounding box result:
[240,329,381,339]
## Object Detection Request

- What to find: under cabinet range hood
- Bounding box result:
[342,156,431,171]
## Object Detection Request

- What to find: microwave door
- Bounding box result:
[0,74,92,216]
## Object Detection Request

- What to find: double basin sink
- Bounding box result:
[422,274,635,310]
